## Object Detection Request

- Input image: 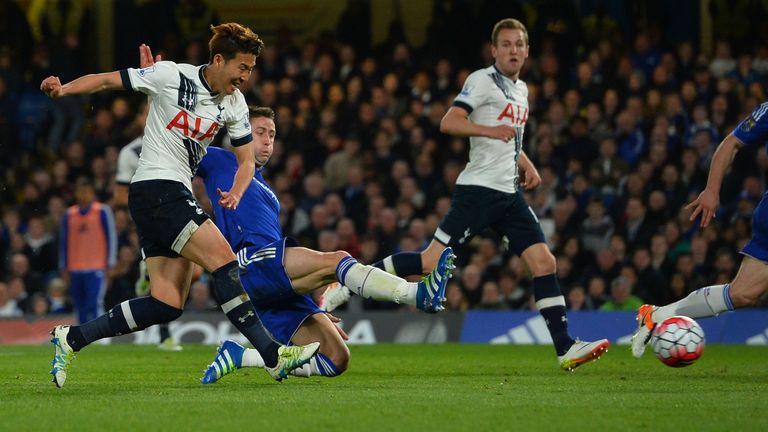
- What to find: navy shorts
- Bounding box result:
[237,237,322,344]
[742,194,768,262]
[128,180,210,258]
[435,184,545,255]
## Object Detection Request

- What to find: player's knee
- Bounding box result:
[332,250,351,262]
[326,344,350,373]
[329,250,352,275]
[529,252,556,276]
[730,286,760,308]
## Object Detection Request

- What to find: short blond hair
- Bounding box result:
[492,18,528,46]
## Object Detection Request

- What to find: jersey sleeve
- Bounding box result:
[115,140,141,184]
[227,94,252,147]
[452,71,489,114]
[733,102,768,146]
[119,61,177,96]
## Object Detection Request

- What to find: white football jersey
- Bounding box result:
[115,136,142,185]
[452,65,529,193]
[120,61,252,191]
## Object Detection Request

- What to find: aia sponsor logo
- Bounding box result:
[497,102,528,125]
[166,111,221,143]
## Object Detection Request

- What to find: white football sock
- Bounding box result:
[652,284,734,323]
[241,348,265,368]
[337,258,417,305]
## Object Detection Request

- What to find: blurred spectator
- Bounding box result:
[599,276,644,311]
[187,280,216,313]
[296,203,330,249]
[580,197,614,255]
[23,215,57,279]
[587,276,608,309]
[478,281,505,310]
[6,277,28,314]
[567,284,593,311]
[459,264,483,308]
[29,292,49,317]
[10,252,44,297]
[632,247,666,304]
[445,281,468,312]
[0,281,22,317]
[46,277,71,314]
[105,244,139,310]
[59,179,116,323]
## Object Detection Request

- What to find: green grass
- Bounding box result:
[1,344,767,431]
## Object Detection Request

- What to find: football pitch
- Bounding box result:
[1,344,767,431]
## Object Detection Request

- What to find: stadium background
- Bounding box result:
[2,0,768,345]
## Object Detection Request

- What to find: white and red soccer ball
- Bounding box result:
[651,316,705,367]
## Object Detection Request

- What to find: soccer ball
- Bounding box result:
[651,316,705,367]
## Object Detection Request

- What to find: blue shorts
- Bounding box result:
[742,194,768,262]
[237,237,323,345]
[253,295,322,345]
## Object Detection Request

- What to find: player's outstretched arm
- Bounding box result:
[685,133,744,227]
[40,71,123,98]
[440,106,516,141]
[217,143,256,210]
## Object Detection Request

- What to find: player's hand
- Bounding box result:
[486,124,516,141]
[685,188,719,227]
[40,76,64,98]
[217,188,241,210]
[139,43,161,68]
[520,166,541,190]
[327,314,349,341]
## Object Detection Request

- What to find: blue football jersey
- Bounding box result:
[733,102,768,148]
[196,147,282,250]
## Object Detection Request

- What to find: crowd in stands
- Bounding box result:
[2,0,768,317]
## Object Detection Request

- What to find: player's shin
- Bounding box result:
[211,261,280,366]
[533,274,575,356]
[336,256,416,305]
[653,284,734,323]
[66,296,182,351]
